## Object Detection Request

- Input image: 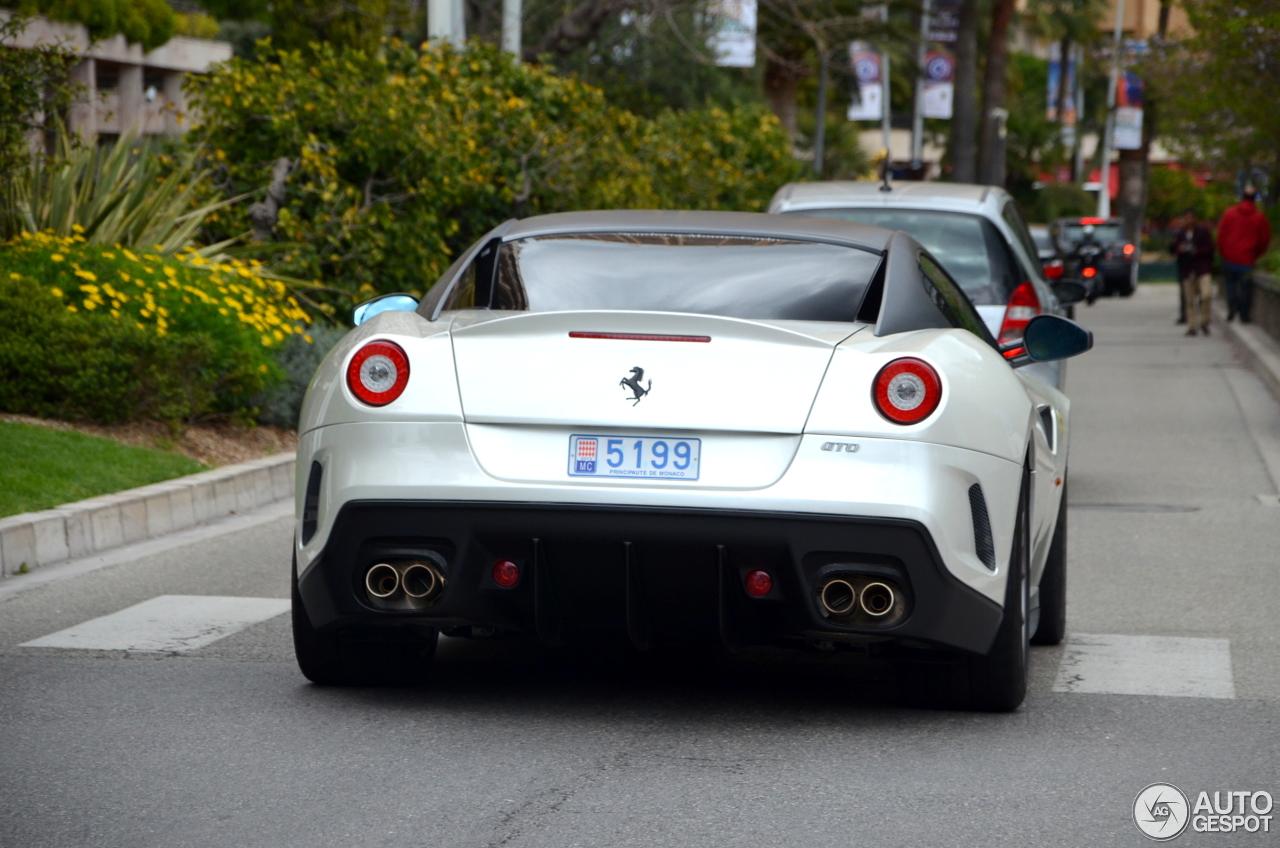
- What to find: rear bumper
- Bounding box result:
[297,500,1003,655]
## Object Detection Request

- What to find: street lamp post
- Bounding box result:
[1097,0,1125,218]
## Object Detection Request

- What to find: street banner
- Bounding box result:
[922,49,954,119]
[1046,43,1078,146]
[1113,70,1144,150]
[706,0,756,68]
[847,41,883,121]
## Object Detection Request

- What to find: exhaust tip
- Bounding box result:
[402,563,442,600]
[365,563,400,599]
[819,579,858,616]
[860,582,895,617]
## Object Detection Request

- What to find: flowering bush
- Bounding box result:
[186,40,803,308]
[0,231,311,423]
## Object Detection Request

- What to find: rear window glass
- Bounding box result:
[438,233,883,323]
[783,208,1016,305]
[1062,222,1125,243]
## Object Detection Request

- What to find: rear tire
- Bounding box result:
[292,556,437,686]
[1031,480,1067,646]
[961,460,1031,711]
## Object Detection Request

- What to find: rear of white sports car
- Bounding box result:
[291,212,1078,708]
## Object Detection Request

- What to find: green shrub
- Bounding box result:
[0,232,311,424]
[1030,184,1096,223]
[186,40,803,310]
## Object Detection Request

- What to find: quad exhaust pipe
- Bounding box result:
[818,577,899,620]
[364,561,446,605]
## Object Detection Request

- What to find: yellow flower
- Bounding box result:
[51,253,64,262]
[8,273,19,280]
[79,283,99,293]
[67,304,77,312]
[71,224,85,234]
[101,252,115,259]
[123,249,139,262]
[258,363,268,373]
[83,299,97,310]
[50,287,63,297]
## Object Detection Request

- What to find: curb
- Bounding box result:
[1213,303,1280,404]
[0,453,295,578]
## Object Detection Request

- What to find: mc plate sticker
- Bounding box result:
[568,435,701,481]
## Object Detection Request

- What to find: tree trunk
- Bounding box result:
[976,0,1015,186]
[1056,35,1071,131]
[949,0,978,182]
[764,57,803,140]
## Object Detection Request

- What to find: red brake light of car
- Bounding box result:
[1044,261,1064,280]
[347,340,410,406]
[998,281,1042,345]
[744,569,774,597]
[872,358,943,425]
[1123,243,1135,256]
[1082,267,1097,278]
[1079,216,1106,225]
[492,560,521,588]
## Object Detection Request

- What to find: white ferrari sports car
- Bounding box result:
[291,211,1091,710]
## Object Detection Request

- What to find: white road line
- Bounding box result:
[1053,633,1236,699]
[20,595,290,653]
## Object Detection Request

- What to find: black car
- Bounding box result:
[1052,217,1138,297]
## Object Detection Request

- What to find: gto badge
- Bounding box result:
[620,366,652,406]
[821,442,860,453]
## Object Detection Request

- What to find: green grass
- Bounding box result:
[0,422,207,517]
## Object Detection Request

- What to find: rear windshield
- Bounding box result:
[439,233,883,322]
[783,208,1017,305]
[1062,223,1125,244]
[1030,229,1054,251]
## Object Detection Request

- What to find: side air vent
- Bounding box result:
[301,461,322,545]
[968,483,996,571]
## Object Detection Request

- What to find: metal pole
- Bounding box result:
[1072,43,1085,183]
[1097,0,1124,218]
[502,0,521,57]
[911,0,931,166]
[881,5,892,178]
[814,47,829,175]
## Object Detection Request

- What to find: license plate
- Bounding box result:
[568,435,701,481]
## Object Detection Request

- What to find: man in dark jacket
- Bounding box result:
[1173,210,1215,336]
[1217,186,1273,322]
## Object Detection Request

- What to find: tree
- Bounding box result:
[267,0,412,51]
[1025,0,1104,141]
[949,0,977,182]
[1145,0,1280,200]
[976,0,1014,185]
[14,0,176,50]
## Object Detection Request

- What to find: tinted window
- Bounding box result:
[785,208,1016,305]
[1061,222,1125,244]
[918,253,994,345]
[440,233,883,322]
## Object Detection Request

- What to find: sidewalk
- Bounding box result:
[0,453,295,577]
[1212,301,1280,403]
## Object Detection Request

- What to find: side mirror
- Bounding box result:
[353,293,419,326]
[999,314,1093,366]
[1051,280,1087,306]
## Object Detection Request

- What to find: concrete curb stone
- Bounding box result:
[1213,302,1280,403]
[0,452,295,578]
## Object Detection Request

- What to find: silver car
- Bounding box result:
[769,182,1085,389]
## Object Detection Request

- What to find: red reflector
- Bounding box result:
[998,281,1042,345]
[744,569,773,597]
[872,357,943,424]
[1044,262,1064,280]
[1123,243,1135,255]
[569,332,711,343]
[492,560,520,588]
[1082,267,1097,278]
[346,341,410,406]
[1002,346,1026,360]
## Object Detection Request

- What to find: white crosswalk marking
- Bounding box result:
[1053,633,1236,699]
[21,595,290,653]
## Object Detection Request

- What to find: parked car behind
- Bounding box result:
[1029,224,1064,281]
[769,181,1085,390]
[1051,216,1138,297]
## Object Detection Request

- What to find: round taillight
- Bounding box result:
[492,560,520,588]
[347,341,409,406]
[873,358,942,425]
[1082,267,1097,278]
[744,569,773,597]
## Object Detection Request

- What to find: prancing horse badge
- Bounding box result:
[620,366,651,405]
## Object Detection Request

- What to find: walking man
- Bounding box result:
[1217,185,1272,322]
[1173,209,1215,336]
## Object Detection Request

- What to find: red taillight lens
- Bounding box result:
[872,358,942,424]
[492,560,520,588]
[1123,243,1135,256]
[998,281,1042,345]
[1082,267,1097,278]
[1043,261,1064,280]
[347,341,410,406]
[744,569,773,597]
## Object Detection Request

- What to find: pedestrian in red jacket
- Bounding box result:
[1172,210,1215,336]
[1216,186,1272,322]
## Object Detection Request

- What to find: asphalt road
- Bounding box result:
[2,285,1279,847]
